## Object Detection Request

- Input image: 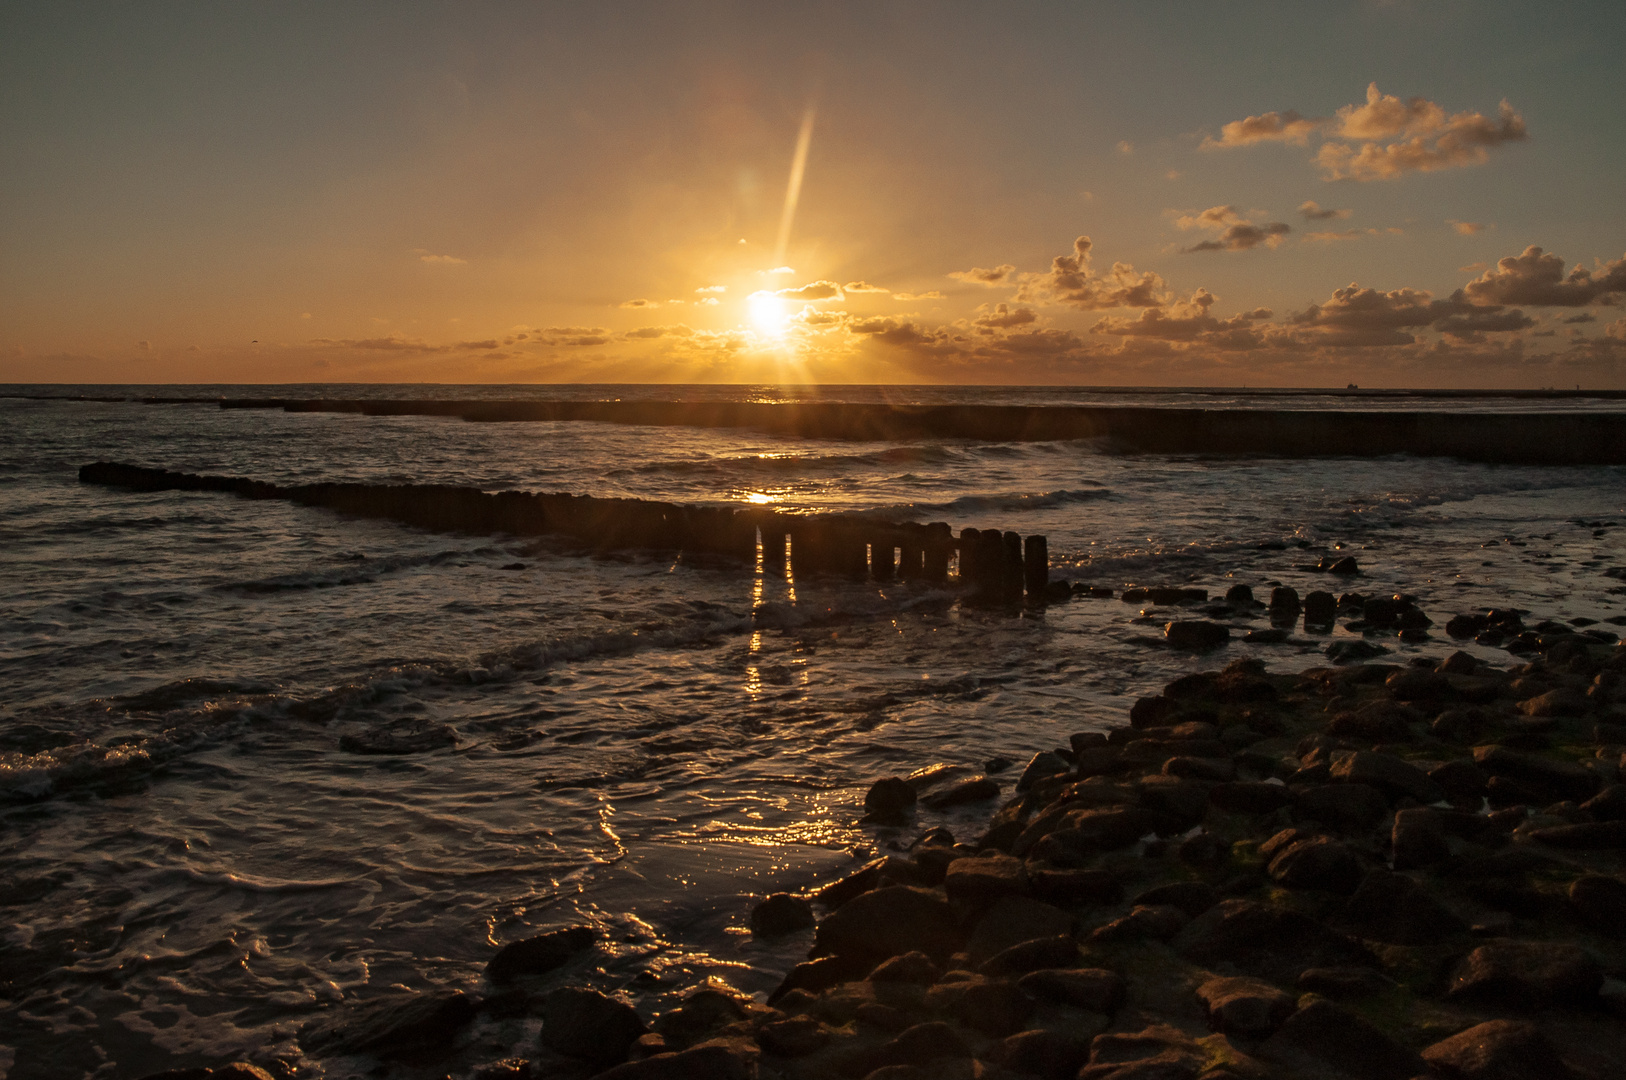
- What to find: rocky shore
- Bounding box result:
[143,609,1626,1080]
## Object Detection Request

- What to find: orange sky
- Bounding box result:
[3,3,1624,387]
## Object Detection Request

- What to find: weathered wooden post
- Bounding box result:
[1002,531,1024,603]
[958,527,981,590]
[1024,534,1049,601]
[923,522,951,584]
[870,535,894,580]
[899,533,924,580]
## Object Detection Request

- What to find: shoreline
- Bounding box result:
[148,608,1626,1080]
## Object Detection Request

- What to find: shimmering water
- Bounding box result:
[2,386,1623,1078]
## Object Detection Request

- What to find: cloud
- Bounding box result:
[696,297,719,306]
[306,334,502,353]
[1462,246,1626,307]
[1176,206,1292,252]
[1015,236,1168,310]
[1562,313,1597,324]
[973,304,1038,331]
[1299,201,1350,221]
[893,290,944,301]
[948,264,1017,286]
[1092,290,1275,347]
[1116,140,1134,154]
[1449,220,1487,235]
[1202,110,1323,149]
[418,253,467,265]
[1208,84,1526,182]
[775,280,843,301]
[1304,226,1404,244]
[842,281,891,293]
[767,266,795,274]
[695,285,727,294]
[619,298,654,308]
[622,325,695,340]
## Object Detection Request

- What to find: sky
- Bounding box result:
[2,0,1624,387]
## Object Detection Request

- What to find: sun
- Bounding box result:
[748,291,790,338]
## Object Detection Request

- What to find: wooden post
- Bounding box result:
[1024,534,1049,601]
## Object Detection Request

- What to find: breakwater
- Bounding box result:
[191,398,1626,466]
[77,462,1055,604]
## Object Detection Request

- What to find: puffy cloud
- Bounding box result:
[1208,84,1526,182]
[1286,281,1537,346]
[1017,236,1168,309]
[1177,206,1291,252]
[1449,220,1487,235]
[948,264,1016,286]
[695,285,727,294]
[973,304,1038,330]
[775,280,843,301]
[1299,201,1349,221]
[619,298,654,308]
[842,281,891,293]
[1462,246,1626,307]
[1091,290,1274,347]
[1202,109,1323,148]
[696,297,719,306]
[849,316,938,348]
[1432,307,1536,341]
[1609,318,1626,340]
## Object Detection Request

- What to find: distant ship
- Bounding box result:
[1347,383,1358,390]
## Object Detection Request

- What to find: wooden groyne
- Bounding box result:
[78,462,1054,605]
[196,398,1626,466]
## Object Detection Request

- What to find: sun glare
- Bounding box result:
[748,291,790,338]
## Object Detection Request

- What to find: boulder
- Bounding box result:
[1165,621,1231,650]
[921,776,1000,809]
[929,977,1034,1037]
[1209,781,1293,814]
[1267,836,1364,894]
[756,1015,830,1058]
[1196,975,1296,1036]
[1327,640,1389,664]
[965,895,1073,965]
[1329,750,1443,803]
[833,1020,971,1077]
[943,852,1028,905]
[1326,700,1416,740]
[766,955,870,1004]
[979,934,1079,977]
[992,1029,1092,1080]
[1391,808,1451,870]
[1132,881,1218,918]
[1087,904,1189,943]
[1018,751,1072,790]
[750,893,814,936]
[1270,587,1301,614]
[595,1041,758,1080]
[1341,870,1466,945]
[487,925,596,982]
[1304,590,1337,625]
[1296,966,1396,999]
[869,951,941,984]
[540,987,647,1069]
[1447,940,1603,1008]
[1430,758,1491,803]
[1017,967,1126,1012]
[1528,820,1626,848]
[813,886,962,962]
[300,990,478,1059]
[1259,998,1425,1080]
[1581,783,1626,821]
[1293,783,1390,833]
[652,988,753,1050]
[1472,746,1601,802]
[1518,688,1590,717]
[1027,867,1124,907]
[863,776,918,822]
[1174,900,1375,984]
[1083,1025,1207,1079]
[1386,668,1454,702]
[1421,1019,1587,1080]
[1569,875,1626,933]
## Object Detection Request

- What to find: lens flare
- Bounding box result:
[748,291,789,337]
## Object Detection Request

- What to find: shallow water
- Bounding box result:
[1,387,1623,1078]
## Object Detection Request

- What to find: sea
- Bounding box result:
[2,384,1623,1079]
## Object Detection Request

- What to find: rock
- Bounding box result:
[1342,869,1466,945]
[1083,1024,1207,1079]
[487,925,596,982]
[1177,831,1229,869]
[1569,875,1626,933]
[1034,806,1173,858]
[1293,783,1390,833]
[1430,758,1490,803]
[768,954,870,1004]
[1328,556,1360,576]
[1326,699,1417,740]
[1518,688,1590,717]
[1017,967,1126,1012]
[1270,587,1301,614]
[139,1067,276,1080]
[1473,745,1602,802]
[757,1015,829,1057]
[1440,650,1480,674]
[1391,808,1451,870]
[1174,900,1375,984]
[1259,998,1425,1080]
[921,776,1000,809]
[1267,836,1364,894]
[594,1041,756,1080]
[539,987,647,1068]
[1087,904,1189,943]
[1210,781,1293,814]
[1245,627,1290,644]
[1132,882,1218,918]
[301,990,478,1058]
[1027,868,1124,907]
[1196,975,1296,1036]
[813,886,962,962]
[1296,966,1395,998]
[750,893,814,936]
[1326,640,1389,663]
[979,934,1079,976]
[1421,1019,1587,1080]
[1165,621,1231,650]
[1162,755,1235,782]
[993,1029,1092,1080]
[1528,820,1626,848]
[870,950,941,984]
[1386,668,1454,702]
[1448,614,1492,639]
[965,895,1073,965]
[930,977,1034,1037]
[1581,783,1626,820]
[1329,750,1443,803]
[1447,940,1604,1007]
[1303,590,1337,626]
[864,776,918,822]
[652,988,754,1050]
[467,1063,529,1080]
[943,852,1028,905]
[1225,583,1255,605]
[1018,751,1072,790]
[1134,776,1211,828]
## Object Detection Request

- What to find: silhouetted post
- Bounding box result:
[839,529,868,579]
[763,527,787,572]
[870,536,894,580]
[923,522,951,584]
[1002,531,1024,603]
[1024,534,1049,600]
[899,538,924,580]
[958,528,981,589]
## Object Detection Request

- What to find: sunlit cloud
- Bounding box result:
[623,325,694,340]
[1298,201,1349,221]
[1176,206,1292,252]
[1304,226,1404,244]
[1017,236,1168,309]
[1116,140,1134,154]
[695,285,727,294]
[774,280,843,301]
[842,281,890,293]
[892,291,943,301]
[1463,246,1626,307]
[948,264,1016,286]
[766,266,795,275]
[1202,110,1323,148]
[416,253,468,265]
[618,298,654,308]
[1449,220,1488,235]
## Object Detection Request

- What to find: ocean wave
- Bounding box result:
[858,487,1113,519]
[610,444,967,479]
